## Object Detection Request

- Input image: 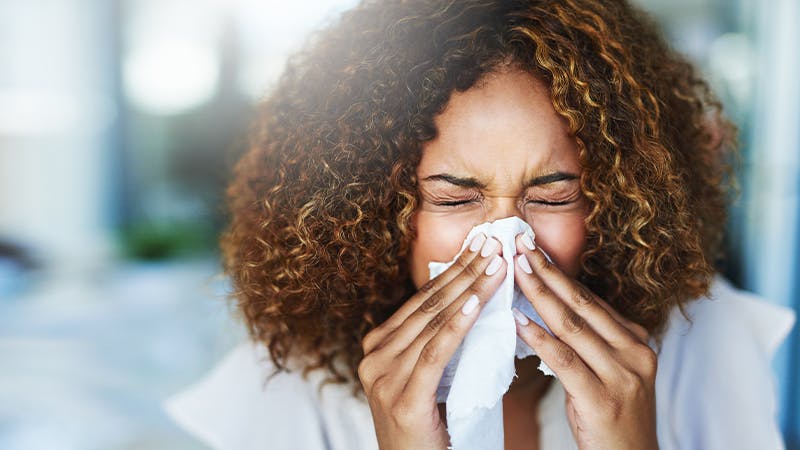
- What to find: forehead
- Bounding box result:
[418,69,580,181]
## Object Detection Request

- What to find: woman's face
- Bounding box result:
[408,69,590,288]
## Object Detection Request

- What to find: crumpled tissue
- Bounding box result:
[429,217,555,450]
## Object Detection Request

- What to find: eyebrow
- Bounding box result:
[421,171,579,188]
[421,173,484,188]
[524,171,579,187]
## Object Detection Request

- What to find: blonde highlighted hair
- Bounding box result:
[221,0,737,392]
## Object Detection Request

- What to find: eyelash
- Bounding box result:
[530,200,574,207]
[434,199,574,207]
[435,199,476,207]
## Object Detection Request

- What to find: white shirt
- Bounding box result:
[165,274,795,449]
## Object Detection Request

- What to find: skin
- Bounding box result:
[407,69,588,284]
[358,69,659,449]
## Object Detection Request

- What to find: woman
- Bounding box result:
[166,0,795,449]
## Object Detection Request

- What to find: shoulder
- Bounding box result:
[658,274,795,373]
[668,274,794,354]
[163,341,377,450]
[654,274,795,450]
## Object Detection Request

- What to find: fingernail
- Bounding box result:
[485,255,503,276]
[512,307,529,325]
[461,294,479,315]
[469,233,486,252]
[521,234,535,251]
[480,238,498,257]
[517,255,533,274]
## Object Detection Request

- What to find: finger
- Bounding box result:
[363,233,494,353]
[403,255,506,355]
[371,233,488,334]
[396,255,508,398]
[592,297,650,344]
[386,255,506,383]
[373,236,503,356]
[514,254,623,381]
[515,234,645,347]
[402,288,492,403]
[512,308,602,402]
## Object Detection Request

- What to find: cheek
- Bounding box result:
[407,210,588,288]
[531,214,587,277]
[408,211,474,288]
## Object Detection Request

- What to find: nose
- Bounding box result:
[483,196,525,223]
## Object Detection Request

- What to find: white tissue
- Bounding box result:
[428,217,555,450]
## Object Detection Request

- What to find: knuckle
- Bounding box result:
[632,323,650,342]
[571,286,595,310]
[452,254,471,273]
[371,376,393,403]
[617,368,642,390]
[533,279,551,297]
[561,308,586,335]
[617,369,651,404]
[420,291,445,314]
[636,345,658,376]
[357,357,376,385]
[418,278,437,294]
[531,322,549,341]
[462,258,483,279]
[361,330,380,354]
[419,342,441,365]
[443,313,465,336]
[533,251,552,271]
[426,310,448,333]
[555,342,578,368]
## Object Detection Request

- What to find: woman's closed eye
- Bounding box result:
[423,189,483,208]
[523,186,583,209]
[522,191,583,209]
[429,196,579,208]
[525,198,577,207]
[433,198,480,207]
[434,199,574,207]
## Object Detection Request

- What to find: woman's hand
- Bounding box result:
[511,233,659,450]
[358,233,506,450]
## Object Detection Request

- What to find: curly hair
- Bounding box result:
[220,0,737,393]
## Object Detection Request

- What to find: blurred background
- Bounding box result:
[0,0,797,448]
